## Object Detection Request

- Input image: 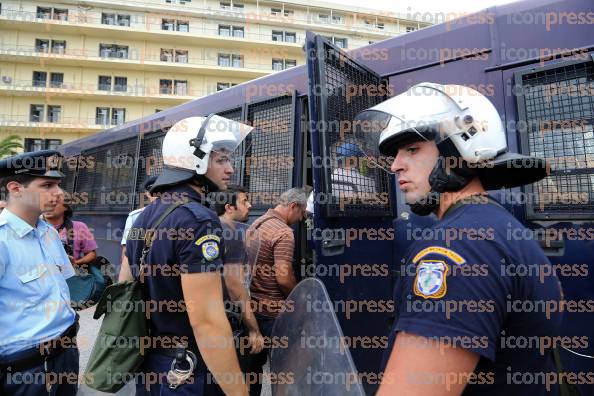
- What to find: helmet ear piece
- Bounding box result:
[429,157,472,193]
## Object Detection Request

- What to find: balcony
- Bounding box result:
[0,79,204,103]
[0,45,272,78]
[0,114,108,133]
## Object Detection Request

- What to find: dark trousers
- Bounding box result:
[135,351,206,396]
[0,347,79,396]
[246,314,276,396]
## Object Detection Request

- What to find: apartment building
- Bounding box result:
[0,0,430,149]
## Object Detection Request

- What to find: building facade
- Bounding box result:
[0,0,430,150]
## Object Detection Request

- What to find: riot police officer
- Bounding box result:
[354,83,563,395]
[127,115,253,395]
[0,150,79,395]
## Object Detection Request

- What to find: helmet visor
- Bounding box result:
[203,114,254,153]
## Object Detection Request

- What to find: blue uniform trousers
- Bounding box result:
[0,347,79,396]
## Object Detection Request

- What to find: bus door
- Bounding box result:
[305,32,395,392]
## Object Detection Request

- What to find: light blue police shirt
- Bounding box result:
[0,208,76,356]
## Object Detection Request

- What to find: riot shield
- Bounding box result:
[270,278,365,396]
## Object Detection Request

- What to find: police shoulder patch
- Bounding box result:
[413,260,449,299]
[195,234,221,261]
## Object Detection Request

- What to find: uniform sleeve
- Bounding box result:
[177,211,224,274]
[394,239,512,361]
[76,222,97,254]
[121,213,135,245]
[273,230,294,265]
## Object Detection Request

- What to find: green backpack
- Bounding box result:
[84,203,181,393]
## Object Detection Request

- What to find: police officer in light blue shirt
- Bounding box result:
[0,150,79,396]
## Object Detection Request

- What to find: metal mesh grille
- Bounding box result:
[75,137,138,212]
[520,61,594,217]
[134,131,166,208]
[60,155,77,195]
[217,107,244,187]
[319,40,392,216]
[245,96,294,210]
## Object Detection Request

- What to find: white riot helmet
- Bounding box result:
[355,82,548,215]
[151,114,253,192]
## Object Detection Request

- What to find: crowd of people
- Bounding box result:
[0,83,568,396]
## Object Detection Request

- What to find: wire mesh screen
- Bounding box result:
[60,155,78,195]
[318,39,392,217]
[217,107,244,187]
[519,61,594,218]
[245,96,294,210]
[75,137,138,212]
[134,131,166,208]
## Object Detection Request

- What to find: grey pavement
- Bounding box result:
[76,307,271,395]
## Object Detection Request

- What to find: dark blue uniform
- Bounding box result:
[127,184,225,395]
[382,199,563,395]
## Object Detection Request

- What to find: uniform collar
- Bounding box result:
[164,184,206,206]
[0,208,51,238]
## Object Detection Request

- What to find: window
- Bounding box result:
[47,105,61,122]
[99,44,129,59]
[162,19,175,31]
[159,79,173,94]
[272,31,283,42]
[318,14,329,23]
[217,82,230,91]
[284,32,296,43]
[218,54,230,67]
[219,25,230,37]
[364,19,373,27]
[37,7,51,19]
[53,8,68,21]
[175,50,188,63]
[50,73,63,88]
[332,14,343,24]
[102,13,116,25]
[334,37,347,49]
[98,75,111,90]
[176,20,189,32]
[35,39,49,53]
[232,54,243,68]
[51,40,66,54]
[24,138,62,152]
[220,25,243,37]
[160,48,173,62]
[270,8,281,16]
[284,59,296,69]
[377,22,385,30]
[233,3,243,11]
[406,26,417,32]
[114,76,127,92]
[30,104,44,122]
[284,9,293,17]
[37,7,67,20]
[232,26,244,38]
[155,109,162,113]
[117,15,130,27]
[272,58,283,71]
[111,108,125,125]
[96,107,109,124]
[174,80,187,95]
[220,2,231,10]
[32,71,47,87]
[368,41,376,45]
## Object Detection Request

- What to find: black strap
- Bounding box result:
[56,219,74,250]
[137,202,182,281]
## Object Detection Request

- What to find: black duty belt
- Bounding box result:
[0,319,79,373]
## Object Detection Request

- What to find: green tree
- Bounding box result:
[0,135,23,159]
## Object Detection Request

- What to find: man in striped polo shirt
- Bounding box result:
[246,188,307,396]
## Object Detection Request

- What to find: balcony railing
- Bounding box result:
[0,114,110,128]
[0,79,205,97]
[0,45,274,72]
[0,6,412,44]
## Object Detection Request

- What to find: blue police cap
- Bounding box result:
[143,175,159,192]
[0,150,65,179]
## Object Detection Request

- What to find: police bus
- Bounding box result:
[60,0,593,393]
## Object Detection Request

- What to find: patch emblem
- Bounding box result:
[195,234,221,246]
[201,241,220,261]
[414,260,449,299]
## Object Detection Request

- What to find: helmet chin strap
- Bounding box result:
[407,155,474,217]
